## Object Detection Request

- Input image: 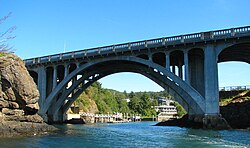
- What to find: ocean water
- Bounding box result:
[0,122,249,148]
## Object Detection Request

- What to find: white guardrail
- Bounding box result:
[25,26,250,65]
[219,85,250,91]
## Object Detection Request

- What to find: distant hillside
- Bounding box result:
[72,82,162,117]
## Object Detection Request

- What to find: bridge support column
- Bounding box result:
[172,65,176,74]
[47,65,59,123]
[37,66,48,121]
[64,64,69,78]
[53,65,57,89]
[189,49,205,97]
[202,45,230,129]
[204,45,219,115]
[165,52,170,70]
[184,50,189,84]
[178,65,183,79]
[46,67,53,97]
[52,107,64,123]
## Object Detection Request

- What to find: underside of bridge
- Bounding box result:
[218,42,250,64]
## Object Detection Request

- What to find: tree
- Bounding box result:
[171,102,187,117]
[0,12,16,53]
[141,93,151,108]
[128,91,135,98]
[128,96,142,114]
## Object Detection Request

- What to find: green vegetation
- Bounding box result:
[0,53,5,57]
[220,89,250,106]
[170,102,187,117]
[74,81,187,117]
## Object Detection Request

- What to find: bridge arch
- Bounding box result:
[218,42,250,64]
[38,56,206,122]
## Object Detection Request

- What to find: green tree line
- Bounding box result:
[74,82,186,117]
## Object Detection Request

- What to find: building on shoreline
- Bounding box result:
[155,97,177,122]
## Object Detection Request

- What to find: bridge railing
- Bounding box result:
[219,85,250,91]
[25,26,250,65]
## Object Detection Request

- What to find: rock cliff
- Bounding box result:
[0,53,56,137]
[220,90,250,129]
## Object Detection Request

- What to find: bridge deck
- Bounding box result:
[25,26,250,66]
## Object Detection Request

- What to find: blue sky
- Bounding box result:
[1,0,250,92]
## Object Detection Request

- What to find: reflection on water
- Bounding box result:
[0,122,249,148]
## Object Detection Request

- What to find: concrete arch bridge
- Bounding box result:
[25,26,250,126]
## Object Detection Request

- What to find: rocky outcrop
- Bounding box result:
[220,90,250,129]
[0,54,39,115]
[155,114,203,128]
[0,121,56,137]
[0,53,56,136]
[220,100,250,129]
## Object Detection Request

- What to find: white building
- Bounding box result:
[154,97,178,122]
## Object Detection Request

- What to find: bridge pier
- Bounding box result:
[51,107,64,123]
[184,50,189,84]
[37,66,47,114]
[204,45,219,115]
[188,48,205,97]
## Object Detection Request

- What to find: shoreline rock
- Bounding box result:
[220,100,250,129]
[155,115,203,128]
[0,121,57,137]
[155,114,231,130]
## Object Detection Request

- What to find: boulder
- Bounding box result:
[0,54,39,109]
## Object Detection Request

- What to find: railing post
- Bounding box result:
[162,38,166,45]
[128,43,131,50]
[144,40,148,48]
[201,32,205,40]
[210,31,214,39]
[181,35,184,43]
[231,28,235,37]
[84,50,87,56]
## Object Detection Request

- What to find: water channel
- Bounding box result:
[1,122,250,147]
